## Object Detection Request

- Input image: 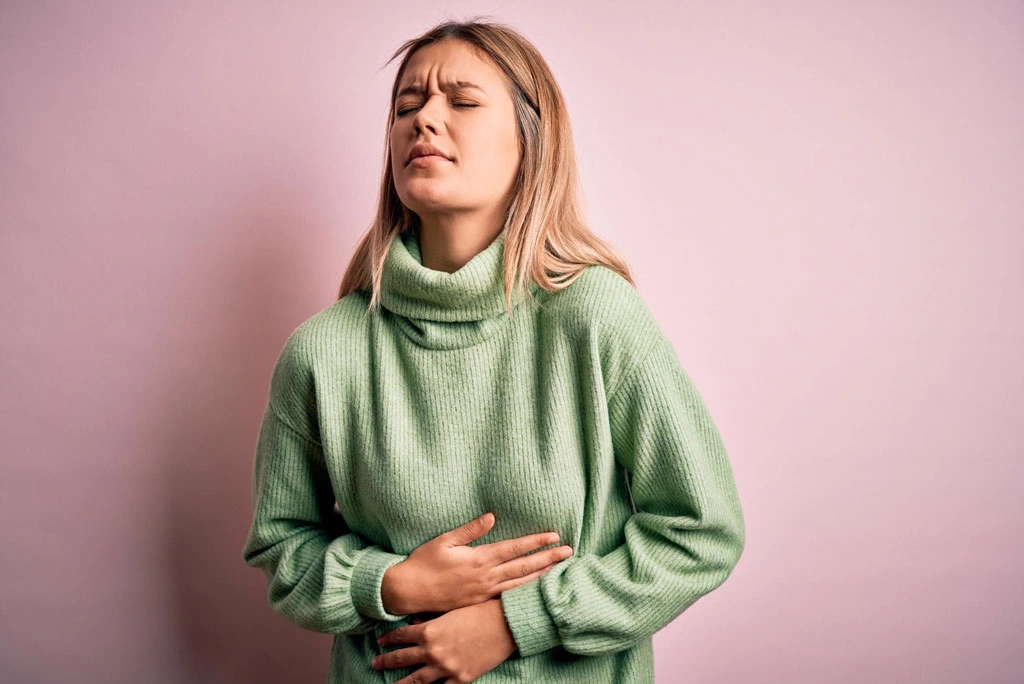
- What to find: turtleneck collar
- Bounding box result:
[379,228,541,350]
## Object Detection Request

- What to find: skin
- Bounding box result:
[377,39,529,682]
[376,513,574,682]
[390,38,522,274]
[381,512,573,616]
[372,599,517,683]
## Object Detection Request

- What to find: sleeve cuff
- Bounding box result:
[349,546,409,622]
[500,577,562,657]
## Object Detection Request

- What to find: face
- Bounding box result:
[390,39,521,219]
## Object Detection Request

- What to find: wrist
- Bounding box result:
[381,560,414,615]
[489,597,518,657]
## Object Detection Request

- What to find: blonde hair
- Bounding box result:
[337,17,636,314]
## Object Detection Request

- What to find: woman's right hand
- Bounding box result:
[381,512,573,616]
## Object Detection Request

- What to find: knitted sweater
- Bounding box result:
[241,229,745,683]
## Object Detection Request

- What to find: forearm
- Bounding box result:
[243,379,411,633]
[500,333,745,657]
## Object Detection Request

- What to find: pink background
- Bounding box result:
[2,2,1021,682]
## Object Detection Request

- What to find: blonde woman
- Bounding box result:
[243,18,745,684]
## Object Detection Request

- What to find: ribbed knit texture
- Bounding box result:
[242,229,745,683]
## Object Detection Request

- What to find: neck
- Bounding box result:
[414,205,508,273]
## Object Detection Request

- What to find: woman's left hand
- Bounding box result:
[372,597,518,683]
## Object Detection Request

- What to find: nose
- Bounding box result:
[412,94,444,134]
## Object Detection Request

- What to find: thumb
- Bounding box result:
[447,512,495,545]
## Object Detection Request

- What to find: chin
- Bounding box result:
[401,185,457,208]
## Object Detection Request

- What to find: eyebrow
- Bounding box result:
[396,80,486,99]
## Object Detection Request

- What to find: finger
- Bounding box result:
[484,531,562,564]
[441,512,495,546]
[492,560,561,594]
[372,645,429,671]
[493,544,573,582]
[377,623,422,647]
[394,665,446,684]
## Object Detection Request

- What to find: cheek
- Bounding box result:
[388,125,405,162]
[388,135,400,164]
[487,133,521,182]
[463,133,518,176]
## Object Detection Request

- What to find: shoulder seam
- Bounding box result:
[267,399,323,447]
[607,330,663,403]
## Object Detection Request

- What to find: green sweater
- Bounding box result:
[242,229,745,683]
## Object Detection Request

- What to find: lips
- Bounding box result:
[409,154,449,166]
[407,143,451,165]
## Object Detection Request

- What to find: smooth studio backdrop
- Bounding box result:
[1,1,1021,682]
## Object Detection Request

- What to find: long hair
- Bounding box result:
[337,16,636,315]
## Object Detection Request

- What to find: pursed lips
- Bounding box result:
[408,154,452,166]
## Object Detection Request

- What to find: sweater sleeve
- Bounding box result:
[499,330,746,657]
[242,330,410,634]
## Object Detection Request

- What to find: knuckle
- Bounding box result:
[439,654,460,673]
[432,649,447,665]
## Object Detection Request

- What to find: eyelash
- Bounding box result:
[396,103,478,116]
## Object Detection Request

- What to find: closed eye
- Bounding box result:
[396,103,479,116]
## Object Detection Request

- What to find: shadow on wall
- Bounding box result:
[158,191,349,683]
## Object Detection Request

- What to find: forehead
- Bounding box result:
[397,40,502,94]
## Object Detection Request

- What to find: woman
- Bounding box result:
[242,18,745,684]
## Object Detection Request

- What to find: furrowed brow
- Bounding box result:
[396,80,486,98]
